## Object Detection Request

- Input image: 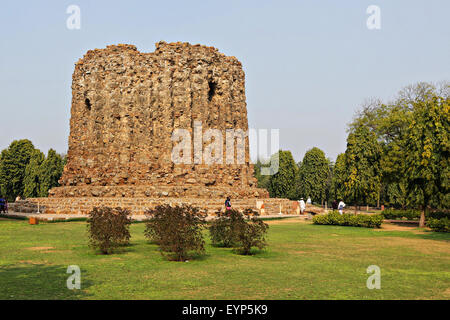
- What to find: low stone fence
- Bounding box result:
[10,197,298,216]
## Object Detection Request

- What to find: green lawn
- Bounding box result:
[0,218,449,300]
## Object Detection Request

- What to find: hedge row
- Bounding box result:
[381,209,450,221]
[426,218,450,233]
[313,212,383,228]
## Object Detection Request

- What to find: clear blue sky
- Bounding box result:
[1,0,449,162]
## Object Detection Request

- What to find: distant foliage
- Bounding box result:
[331,153,347,201]
[297,147,330,204]
[426,218,450,233]
[313,212,383,228]
[348,82,449,226]
[344,126,382,207]
[268,150,298,199]
[23,149,45,198]
[87,207,131,254]
[38,149,64,197]
[253,159,270,190]
[145,204,206,261]
[382,209,420,220]
[0,140,65,200]
[0,140,35,200]
[382,209,449,221]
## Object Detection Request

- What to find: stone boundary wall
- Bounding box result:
[50,185,269,199]
[10,197,297,216]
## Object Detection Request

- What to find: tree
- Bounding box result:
[253,159,270,190]
[349,81,449,209]
[268,150,298,199]
[23,149,45,198]
[331,153,347,201]
[404,93,449,227]
[324,158,334,205]
[0,140,35,200]
[39,149,64,197]
[344,126,382,211]
[297,147,329,204]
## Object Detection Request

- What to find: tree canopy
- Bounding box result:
[0,141,65,200]
[297,147,329,204]
[268,150,298,199]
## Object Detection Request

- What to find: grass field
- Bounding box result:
[0,217,449,300]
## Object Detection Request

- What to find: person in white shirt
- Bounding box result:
[338,200,345,215]
[306,197,312,205]
[298,198,306,214]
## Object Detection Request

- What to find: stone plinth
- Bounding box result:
[17,198,296,216]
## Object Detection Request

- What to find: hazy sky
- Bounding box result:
[1,0,449,162]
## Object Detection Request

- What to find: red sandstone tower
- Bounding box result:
[52,42,268,200]
[18,42,295,215]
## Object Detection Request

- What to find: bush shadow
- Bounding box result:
[0,264,94,300]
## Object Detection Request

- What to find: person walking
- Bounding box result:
[224,197,231,211]
[298,198,306,215]
[0,197,5,213]
[332,199,338,212]
[338,200,346,215]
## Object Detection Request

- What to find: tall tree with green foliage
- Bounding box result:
[297,147,329,204]
[344,126,382,210]
[403,93,449,227]
[23,149,45,198]
[349,81,449,208]
[39,149,64,197]
[0,139,35,200]
[253,159,270,190]
[331,153,347,201]
[268,150,298,199]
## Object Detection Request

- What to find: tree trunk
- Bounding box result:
[419,207,426,228]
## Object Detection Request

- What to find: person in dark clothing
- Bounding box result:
[0,197,5,213]
[332,199,338,212]
[225,197,231,211]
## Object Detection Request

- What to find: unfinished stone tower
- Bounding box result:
[20,42,296,215]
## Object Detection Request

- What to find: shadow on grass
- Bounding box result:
[0,264,93,300]
[412,230,450,241]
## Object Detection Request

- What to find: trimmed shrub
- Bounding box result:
[209,208,269,254]
[427,218,450,233]
[87,207,131,254]
[381,209,420,220]
[233,209,269,255]
[428,211,450,220]
[145,204,206,261]
[209,209,243,247]
[313,212,383,228]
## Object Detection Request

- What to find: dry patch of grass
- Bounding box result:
[265,217,307,225]
[26,246,55,251]
[18,260,50,265]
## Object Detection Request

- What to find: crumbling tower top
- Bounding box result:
[52,42,268,199]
